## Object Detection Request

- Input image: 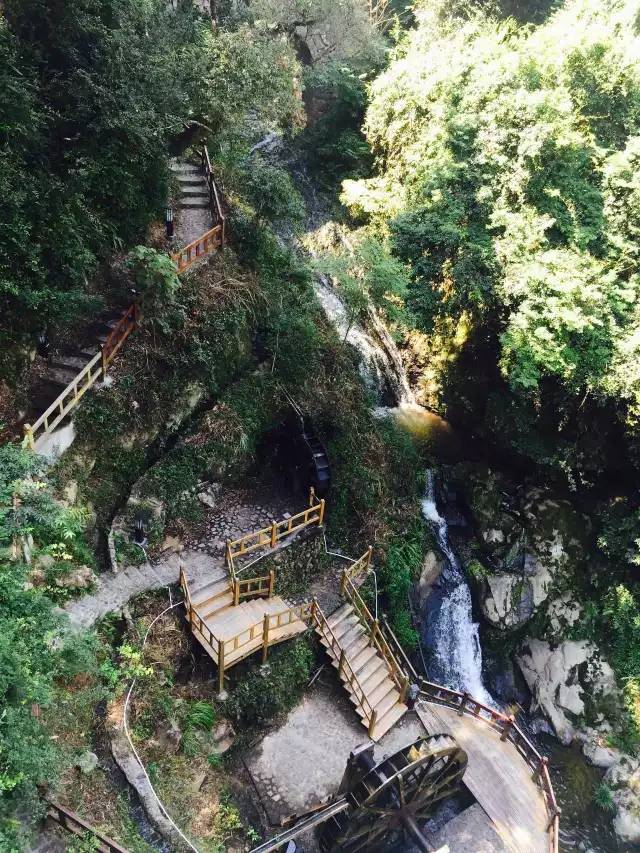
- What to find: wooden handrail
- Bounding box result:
[171,224,223,274]
[202,144,226,246]
[226,491,325,571]
[44,798,128,853]
[418,679,560,853]
[23,304,137,450]
[341,569,408,699]
[344,546,373,583]
[102,304,138,373]
[381,614,420,681]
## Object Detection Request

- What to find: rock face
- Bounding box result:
[418,550,444,605]
[457,466,588,631]
[517,639,619,745]
[606,755,640,843]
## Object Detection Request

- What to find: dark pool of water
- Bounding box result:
[540,735,633,852]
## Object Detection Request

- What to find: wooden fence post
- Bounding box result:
[533,755,548,783]
[366,545,373,571]
[311,597,318,624]
[339,649,346,678]
[458,692,468,716]
[399,676,409,704]
[309,486,316,507]
[340,570,348,597]
[262,614,270,664]
[270,520,277,548]
[23,424,35,451]
[268,569,275,598]
[370,619,379,646]
[500,714,515,742]
[233,579,240,607]
[319,499,326,526]
[368,709,378,739]
[218,641,225,696]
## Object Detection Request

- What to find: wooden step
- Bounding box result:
[351,645,378,675]
[370,702,408,741]
[191,577,231,607]
[363,686,400,721]
[357,656,386,689]
[328,604,353,630]
[333,611,358,634]
[367,677,397,710]
[334,621,363,649]
[359,661,389,694]
[200,592,234,619]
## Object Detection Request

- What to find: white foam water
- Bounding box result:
[422,471,493,706]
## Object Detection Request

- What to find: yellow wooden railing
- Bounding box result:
[171,224,223,274]
[341,564,409,704]
[312,600,379,737]
[225,490,325,604]
[23,304,138,450]
[343,546,373,583]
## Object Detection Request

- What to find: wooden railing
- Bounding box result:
[312,600,379,737]
[202,144,227,246]
[23,305,138,450]
[44,798,128,853]
[234,570,274,606]
[102,303,138,373]
[418,681,560,853]
[171,224,223,274]
[343,546,373,583]
[341,568,409,703]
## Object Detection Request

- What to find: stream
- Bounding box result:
[312,275,626,852]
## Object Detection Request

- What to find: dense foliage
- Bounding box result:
[345,0,640,491]
[0,0,300,376]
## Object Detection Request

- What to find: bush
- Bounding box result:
[225,638,315,725]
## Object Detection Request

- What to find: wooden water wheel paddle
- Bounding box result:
[319,734,467,852]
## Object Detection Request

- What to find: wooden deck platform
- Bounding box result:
[417,701,549,853]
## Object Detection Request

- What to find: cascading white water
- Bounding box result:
[313,276,414,406]
[422,470,493,706]
[314,274,493,704]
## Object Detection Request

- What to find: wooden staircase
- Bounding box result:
[315,601,408,741]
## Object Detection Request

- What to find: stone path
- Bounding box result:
[245,679,425,826]
[64,486,298,630]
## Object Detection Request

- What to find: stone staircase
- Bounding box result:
[316,602,408,741]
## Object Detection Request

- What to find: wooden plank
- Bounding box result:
[416,702,549,853]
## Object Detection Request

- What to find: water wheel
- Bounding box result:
[319,734,467,852]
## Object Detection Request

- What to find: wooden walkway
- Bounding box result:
[417,701,549,853]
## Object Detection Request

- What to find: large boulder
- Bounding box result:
[517,639,606,744]
[606,755,640,843]
[418,550,444,605]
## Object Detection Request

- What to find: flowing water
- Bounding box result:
[420,470,494,706]
[310,243,622,851]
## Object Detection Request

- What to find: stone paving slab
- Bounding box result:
[244,680,426,825]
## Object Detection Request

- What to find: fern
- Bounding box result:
[185,700,215,731]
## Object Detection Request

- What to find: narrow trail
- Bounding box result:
[64,486,295,630]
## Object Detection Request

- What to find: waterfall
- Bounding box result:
[422,471,493,706]
[313,275,414,407]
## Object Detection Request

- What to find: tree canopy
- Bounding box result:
[344,0,640,485]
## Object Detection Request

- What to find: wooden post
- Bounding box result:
[233,579,240,607]
[23,424,35,451]
[268,569,275,598]
[270,520,277,548]
[500,714,515,742]
[309,486,316,507]
[340,570,348,596]
[101,344,108,376]
[218,641,225,695]
[311,597,318,623]
[262,614,270,664]
[338,648,346,678]
[319,499,326,526]
[366,545,373,570]
[458,692,468,716]
[399,675,409,704]
[370,619,379,647]
[368,709,378,739]
[546,807,561,832]
[533,755,548,783]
